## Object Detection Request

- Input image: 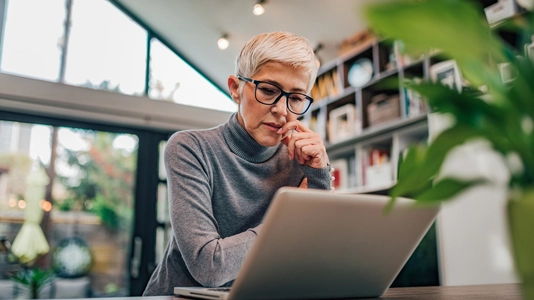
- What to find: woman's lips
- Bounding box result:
[264,122,282,133]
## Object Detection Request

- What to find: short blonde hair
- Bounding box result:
[235,31,318,93]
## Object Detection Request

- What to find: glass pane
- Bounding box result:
[158,141,167,181]
[149,38,237,112]
[64,0,147,96]
[0,0,65,81]
[0,120,138,298]
[156,183,168,224]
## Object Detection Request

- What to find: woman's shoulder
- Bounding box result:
[167,125,225,149]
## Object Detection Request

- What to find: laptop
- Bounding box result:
[174,187,440,300]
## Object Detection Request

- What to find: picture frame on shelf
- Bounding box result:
[363,147,393,188]
[429,60,462,93]
[483,0,519,25]
[330,159,349,190]
[328,104,358,143]
[403,77,426,117]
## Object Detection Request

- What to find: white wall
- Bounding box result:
[428,114,519,286]
[0,73,232,131]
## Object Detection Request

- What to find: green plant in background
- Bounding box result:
[11,268,55,299]
[57,131,136,230]
[364,0,534,298]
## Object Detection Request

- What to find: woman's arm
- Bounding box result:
[165,132,258,287]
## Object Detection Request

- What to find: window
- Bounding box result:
[0,120,138,297]
[0,0,65,81]
[155,140,169,264]
[64,0,147,96]
[149,39,237,112]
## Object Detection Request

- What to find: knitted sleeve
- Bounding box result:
[300,164,332,190]
[164,132,258,287]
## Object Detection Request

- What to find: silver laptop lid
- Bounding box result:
[227,187,439,300]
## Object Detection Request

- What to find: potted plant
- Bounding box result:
[11,267,55,299]
[364,0,534,298]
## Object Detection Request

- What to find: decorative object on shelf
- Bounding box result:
[311,69,342,101]
[338,28,376,56]
[403,77,427,117]
[347,58,374,88]
[330,159,349,190]
[367,93,400,127]
[364,148,392,188]
[429,60,462,93]
[365,0,534,298]
[328,104,359,143]
[52,237,93,278]
[393,40,414,68]
[484,0,519,25]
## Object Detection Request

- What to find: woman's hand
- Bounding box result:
[278,120,328,169]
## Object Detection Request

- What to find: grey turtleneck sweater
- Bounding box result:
[143,113,331,296]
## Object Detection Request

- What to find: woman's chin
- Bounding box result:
[257,137,282,147]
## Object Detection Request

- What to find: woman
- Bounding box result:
[143,31,332,296]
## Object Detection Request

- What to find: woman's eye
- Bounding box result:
[259,87,277,95]
[289,95,305,102]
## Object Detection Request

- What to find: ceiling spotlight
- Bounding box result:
[217,34,229,50]
[253,0,266,16]
[314,43,323,68]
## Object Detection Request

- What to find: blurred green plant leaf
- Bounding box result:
[366,0,534,208]
[365,0,509,90]
[414,177,487,202]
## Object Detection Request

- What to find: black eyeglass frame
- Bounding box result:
[237,75,314,115]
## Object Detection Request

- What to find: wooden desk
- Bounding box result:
[368,283,522,300]
[56,283,523,300]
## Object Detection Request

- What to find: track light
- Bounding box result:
[253,0,266,16]
[217,34,229,50]
[314,43,323,68]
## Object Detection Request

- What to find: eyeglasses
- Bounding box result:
[238,76,314,115]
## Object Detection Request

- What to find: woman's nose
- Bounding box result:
[271,95,288,116]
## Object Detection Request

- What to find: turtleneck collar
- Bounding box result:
[223,113,280,163]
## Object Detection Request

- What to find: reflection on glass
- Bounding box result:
[64,0,147,96]
[0,120,138,297]
[155,142,170,265]
[0,0,65,81]
[155,182,169,265]
[158,141,167,181]
[156,183,168,224]
[149,39,237,112]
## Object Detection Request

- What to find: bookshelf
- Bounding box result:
[304,36,431,193]
[305,0,531,193]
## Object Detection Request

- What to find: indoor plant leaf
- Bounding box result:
[414,177,487,203]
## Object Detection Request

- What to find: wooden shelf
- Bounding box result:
[336,182,395,195]
[326,113,428,152]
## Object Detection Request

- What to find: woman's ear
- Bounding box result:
[227,76,240,104]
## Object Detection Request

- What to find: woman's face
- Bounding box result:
[228,62,310,147]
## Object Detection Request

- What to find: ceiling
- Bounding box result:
[115,0,387,94]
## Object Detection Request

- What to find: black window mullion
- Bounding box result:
[144,32,152,96]
[58,0,73,83]
[130,130,167,296]
[0,0,7,64]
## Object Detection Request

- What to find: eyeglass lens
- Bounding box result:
[255,82,311,114]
